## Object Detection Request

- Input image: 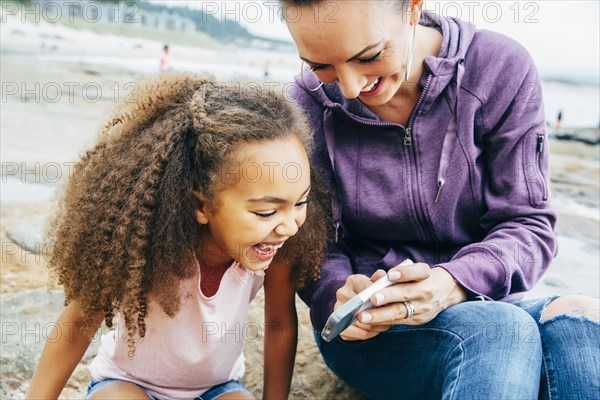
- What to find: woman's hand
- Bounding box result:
[334,262,431,341]
[357,265,468,327]
[334,270,394,341]
[334,264,468,341]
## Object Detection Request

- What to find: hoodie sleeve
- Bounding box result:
[298,244,354,331]
[436,43,558,300]
[291,82,356,330]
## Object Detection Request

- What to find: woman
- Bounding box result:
[280,0,600,399]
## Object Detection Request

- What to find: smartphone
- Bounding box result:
[320,259,414,342]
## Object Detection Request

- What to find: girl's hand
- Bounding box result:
[334,262,432,341]
[356,265,468,327]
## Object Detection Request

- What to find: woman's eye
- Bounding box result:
[309,64,327,71]
[254,211,276,219]
[359,51,382,64]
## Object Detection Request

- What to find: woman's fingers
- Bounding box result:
[334,273,375,308]
[339,325,379,341]
[387,262,430,282]
[359,301,413,325]
[370,269,387,282]
[368,281,415,307]
[339,321,389,341]
[354,320,391,332]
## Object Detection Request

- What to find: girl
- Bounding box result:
[26,73,330,400]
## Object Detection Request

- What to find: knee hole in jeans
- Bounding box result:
[540,295,600,323]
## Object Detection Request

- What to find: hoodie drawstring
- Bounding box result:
[435,59,465,202]
[322,60,464,239]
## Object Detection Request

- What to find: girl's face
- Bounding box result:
[286,1,412,106]
[194,135,311,274]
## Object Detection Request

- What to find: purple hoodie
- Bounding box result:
[292,13,558,331]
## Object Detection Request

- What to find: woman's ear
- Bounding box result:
[408,0,423,25]
[192,190,211,225]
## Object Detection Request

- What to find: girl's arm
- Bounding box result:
[262,260,298,400]
[26,300,103,400]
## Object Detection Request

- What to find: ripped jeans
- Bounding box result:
[315,296,599,400]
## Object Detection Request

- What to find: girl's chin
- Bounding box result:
[238,259,271,275]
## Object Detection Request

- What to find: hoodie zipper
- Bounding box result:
[404,128,413,145]
[327,74,439,245]
[404,75,439,245]
[536,134,548,201]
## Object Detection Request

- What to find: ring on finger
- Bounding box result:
[403,301,415,319]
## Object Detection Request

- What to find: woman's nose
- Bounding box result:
[335,66,364,99]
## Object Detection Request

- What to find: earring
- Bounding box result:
[300,61,324,92]
[405,5,419,81]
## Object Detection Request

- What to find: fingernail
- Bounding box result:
[374,293,384,305]
[361,312,372,323]
[388,270,401,280]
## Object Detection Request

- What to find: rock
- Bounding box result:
[549,127,600,145]
[542,273,569,288]
[6,216,50,254]
[242,290,365,399]
[1,287,363,399]
[0,288,97,399]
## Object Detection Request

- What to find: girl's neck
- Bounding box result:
[194,245,234,297]
[199,262,231,297]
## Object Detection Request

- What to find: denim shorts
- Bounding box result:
[85,378,250,400]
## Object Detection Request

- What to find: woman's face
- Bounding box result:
[194,136,311,274]
[286,1,412,106]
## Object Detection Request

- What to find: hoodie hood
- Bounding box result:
[296,13,477,235]
[297,12,476,117]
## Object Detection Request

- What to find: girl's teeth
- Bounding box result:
[361,78,380,92]
[255,243,284,252]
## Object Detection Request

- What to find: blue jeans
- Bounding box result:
[85,379,250,400]
[315,296,599,400]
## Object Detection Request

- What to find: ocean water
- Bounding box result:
[2,52,597,204]
[0,177,58,203]
[34,53,600,128]
[542,81,600,128]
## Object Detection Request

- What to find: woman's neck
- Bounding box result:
[367,25,443,125]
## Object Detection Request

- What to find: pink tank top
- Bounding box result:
[89,261,264,399]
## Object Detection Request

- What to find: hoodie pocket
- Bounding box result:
[522,129,549,208]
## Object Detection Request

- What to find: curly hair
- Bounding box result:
[46,73,331,355]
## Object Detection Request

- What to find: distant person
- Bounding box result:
[26,74,330,399]
[160,44,172,72]
[556,110,563,129]
[264,60,271,79]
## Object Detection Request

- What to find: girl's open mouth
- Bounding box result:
[251,242,284,261]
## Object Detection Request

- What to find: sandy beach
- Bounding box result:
[1,12,599,399]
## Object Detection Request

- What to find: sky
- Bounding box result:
[150,1,600,84]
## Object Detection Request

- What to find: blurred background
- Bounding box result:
[1,1,599,398]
